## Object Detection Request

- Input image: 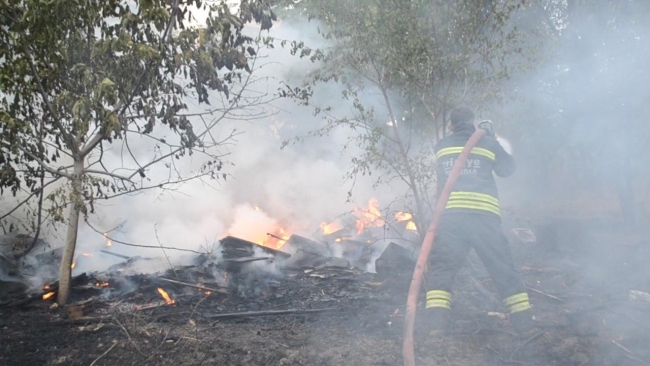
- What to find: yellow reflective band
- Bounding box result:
[426,299,451,309]
[509,302,532,314]
[426,290,452,301]
[445,202,501,216]
[503,293,530,307]
[470,148,496,160]
[436,147,495,161]
[449,192,499,206]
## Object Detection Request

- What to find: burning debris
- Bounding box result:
[0,196,426,316]
[2,217,650,366]
[156,288,175,305]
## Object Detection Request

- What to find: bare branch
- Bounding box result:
[0,177,62,221]
[85,220,204,254]
[84,169,133,182]
[14,145,73,179]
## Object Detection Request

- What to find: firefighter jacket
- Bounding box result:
[434,123,515,218]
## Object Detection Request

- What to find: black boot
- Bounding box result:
[422,308,450,338]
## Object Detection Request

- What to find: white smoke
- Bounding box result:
[1,15,407,279]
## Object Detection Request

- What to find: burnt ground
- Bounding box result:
[2,220,650,366]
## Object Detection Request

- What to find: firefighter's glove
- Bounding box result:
[478,120,496,138]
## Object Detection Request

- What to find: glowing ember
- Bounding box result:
[320,221,342,235]
[42,292,55,300]
[157,287,175,305]
[354,198,384,234]
[82,252,92,257]
[335,238,342,242]
[71,262,76,269]
[204,291,212,296]
[95,282,110,287]
[44,285,50,290]
[103,232,113,246]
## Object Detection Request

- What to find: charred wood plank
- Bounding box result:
[220,236,291,259]
[285,234,332,257]
[375,242,414,275]
[285,235,330,256]
[224,256,273,263]
[156,277,229,294]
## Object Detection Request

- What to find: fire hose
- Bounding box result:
[402,127,487,366]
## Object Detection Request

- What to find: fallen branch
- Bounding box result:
[90,342,118,366]
[49,316,112,325]
[526,285,565,302]
[511,330,544,358]
[205,307,344,320]
[612,340,646,364]
[100,250,130,260]
[157,277,229,294]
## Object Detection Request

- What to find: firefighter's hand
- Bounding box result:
[478,120,496,138]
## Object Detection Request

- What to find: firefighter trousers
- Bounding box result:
[425,212,531,315]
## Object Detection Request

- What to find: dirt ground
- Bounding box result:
[2,219,650,366]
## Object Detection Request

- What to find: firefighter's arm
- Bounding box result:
[492,139,516,177]
[478,120,515,177]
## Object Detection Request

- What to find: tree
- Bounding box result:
[0,0,279,304]
[280,0,538,236]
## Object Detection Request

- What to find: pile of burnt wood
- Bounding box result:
[0,232,416,310]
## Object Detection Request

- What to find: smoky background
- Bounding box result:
[2,0,648,304]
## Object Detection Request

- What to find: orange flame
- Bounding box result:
[320,221,342,235]
[95,282,110,287]
[395,211,418,232]
[157,288,175,305]
[354,198,384,234]
[395,212,413,221]
[42,292,55,300]
[405,221,417,231]
[258,228,290,250]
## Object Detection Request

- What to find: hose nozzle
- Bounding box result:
[478,120,494,136]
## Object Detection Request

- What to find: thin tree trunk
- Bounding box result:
[57,158,84,305]
[379,87,427,238]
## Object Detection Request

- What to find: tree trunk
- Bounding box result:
[379,87,427,238]
[57,158,84,305]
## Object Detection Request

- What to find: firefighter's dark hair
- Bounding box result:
[450,107,475,126]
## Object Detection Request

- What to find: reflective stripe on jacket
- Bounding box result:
[434,123,515,217]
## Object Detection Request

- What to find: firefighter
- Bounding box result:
[425,107,534,334]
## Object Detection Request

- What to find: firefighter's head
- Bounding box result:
[449,107,475,131]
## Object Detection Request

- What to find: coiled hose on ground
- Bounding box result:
[402,128,487,366]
